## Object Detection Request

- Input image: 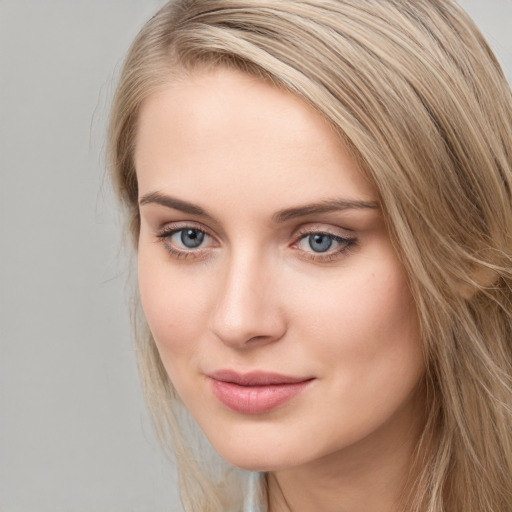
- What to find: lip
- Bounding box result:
[208,370,315,414]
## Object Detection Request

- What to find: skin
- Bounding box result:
[135,67,426,512]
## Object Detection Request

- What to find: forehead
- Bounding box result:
[134,67,376,208]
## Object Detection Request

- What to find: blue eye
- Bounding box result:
[307,234,333,253]
[178,228,205,249]
[156,226,211,258]
[296,231,355,259]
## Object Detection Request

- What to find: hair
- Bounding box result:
[108,1,512,511]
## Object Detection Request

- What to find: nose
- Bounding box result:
[209,250,287,349]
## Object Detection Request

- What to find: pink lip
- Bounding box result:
[208,370,315,414]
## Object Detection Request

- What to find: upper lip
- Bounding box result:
[208,369,314,386]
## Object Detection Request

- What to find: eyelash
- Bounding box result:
[156,224,214,260]
[155,224,357,262]
[292,228,357,262]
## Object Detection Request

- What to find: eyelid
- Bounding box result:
[296,219,352,232]
[291,224,358,262]
[153,221,357,262]
[156,220,212,237]
[155,221,218,260]
[292,223,356,243]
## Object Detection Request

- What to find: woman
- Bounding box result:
[108,1,512,511]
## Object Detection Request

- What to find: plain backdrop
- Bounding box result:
[0,1,511,511]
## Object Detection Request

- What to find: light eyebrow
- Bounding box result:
[139,192,378,223]
[139,191,214,220]
[273,199,379,223]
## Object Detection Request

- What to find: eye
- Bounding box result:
[175,228,206,249]
[302,233,335,253]
[295,230,356,261]
[156,225,215,260]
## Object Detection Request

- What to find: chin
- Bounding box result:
[219,450,295,473]
[206,430,309,473]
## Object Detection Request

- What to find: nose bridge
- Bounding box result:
[209,245,285,347]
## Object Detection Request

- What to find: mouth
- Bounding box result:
[207,370,315,414]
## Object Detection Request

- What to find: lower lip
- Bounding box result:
[209,378,313,414]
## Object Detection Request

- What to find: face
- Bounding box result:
[135,67,425,472]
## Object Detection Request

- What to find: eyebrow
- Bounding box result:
[272,198,379,222]
[139,191,378,222]
[139,191,214,220]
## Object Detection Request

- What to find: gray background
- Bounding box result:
[0,1,510,511]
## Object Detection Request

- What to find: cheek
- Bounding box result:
[137,248,210,365]
[291,255,423,391]
[285,261,424,453]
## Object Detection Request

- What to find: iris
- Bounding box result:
[308,234,333,253]
[181,229,205,248]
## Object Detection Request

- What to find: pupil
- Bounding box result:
[310,234,332,253]
[181,229,204,248]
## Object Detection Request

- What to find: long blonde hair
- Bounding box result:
[108,1,512,510]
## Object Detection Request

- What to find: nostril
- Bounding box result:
[209,303,287,348]
[208,258,287,347]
